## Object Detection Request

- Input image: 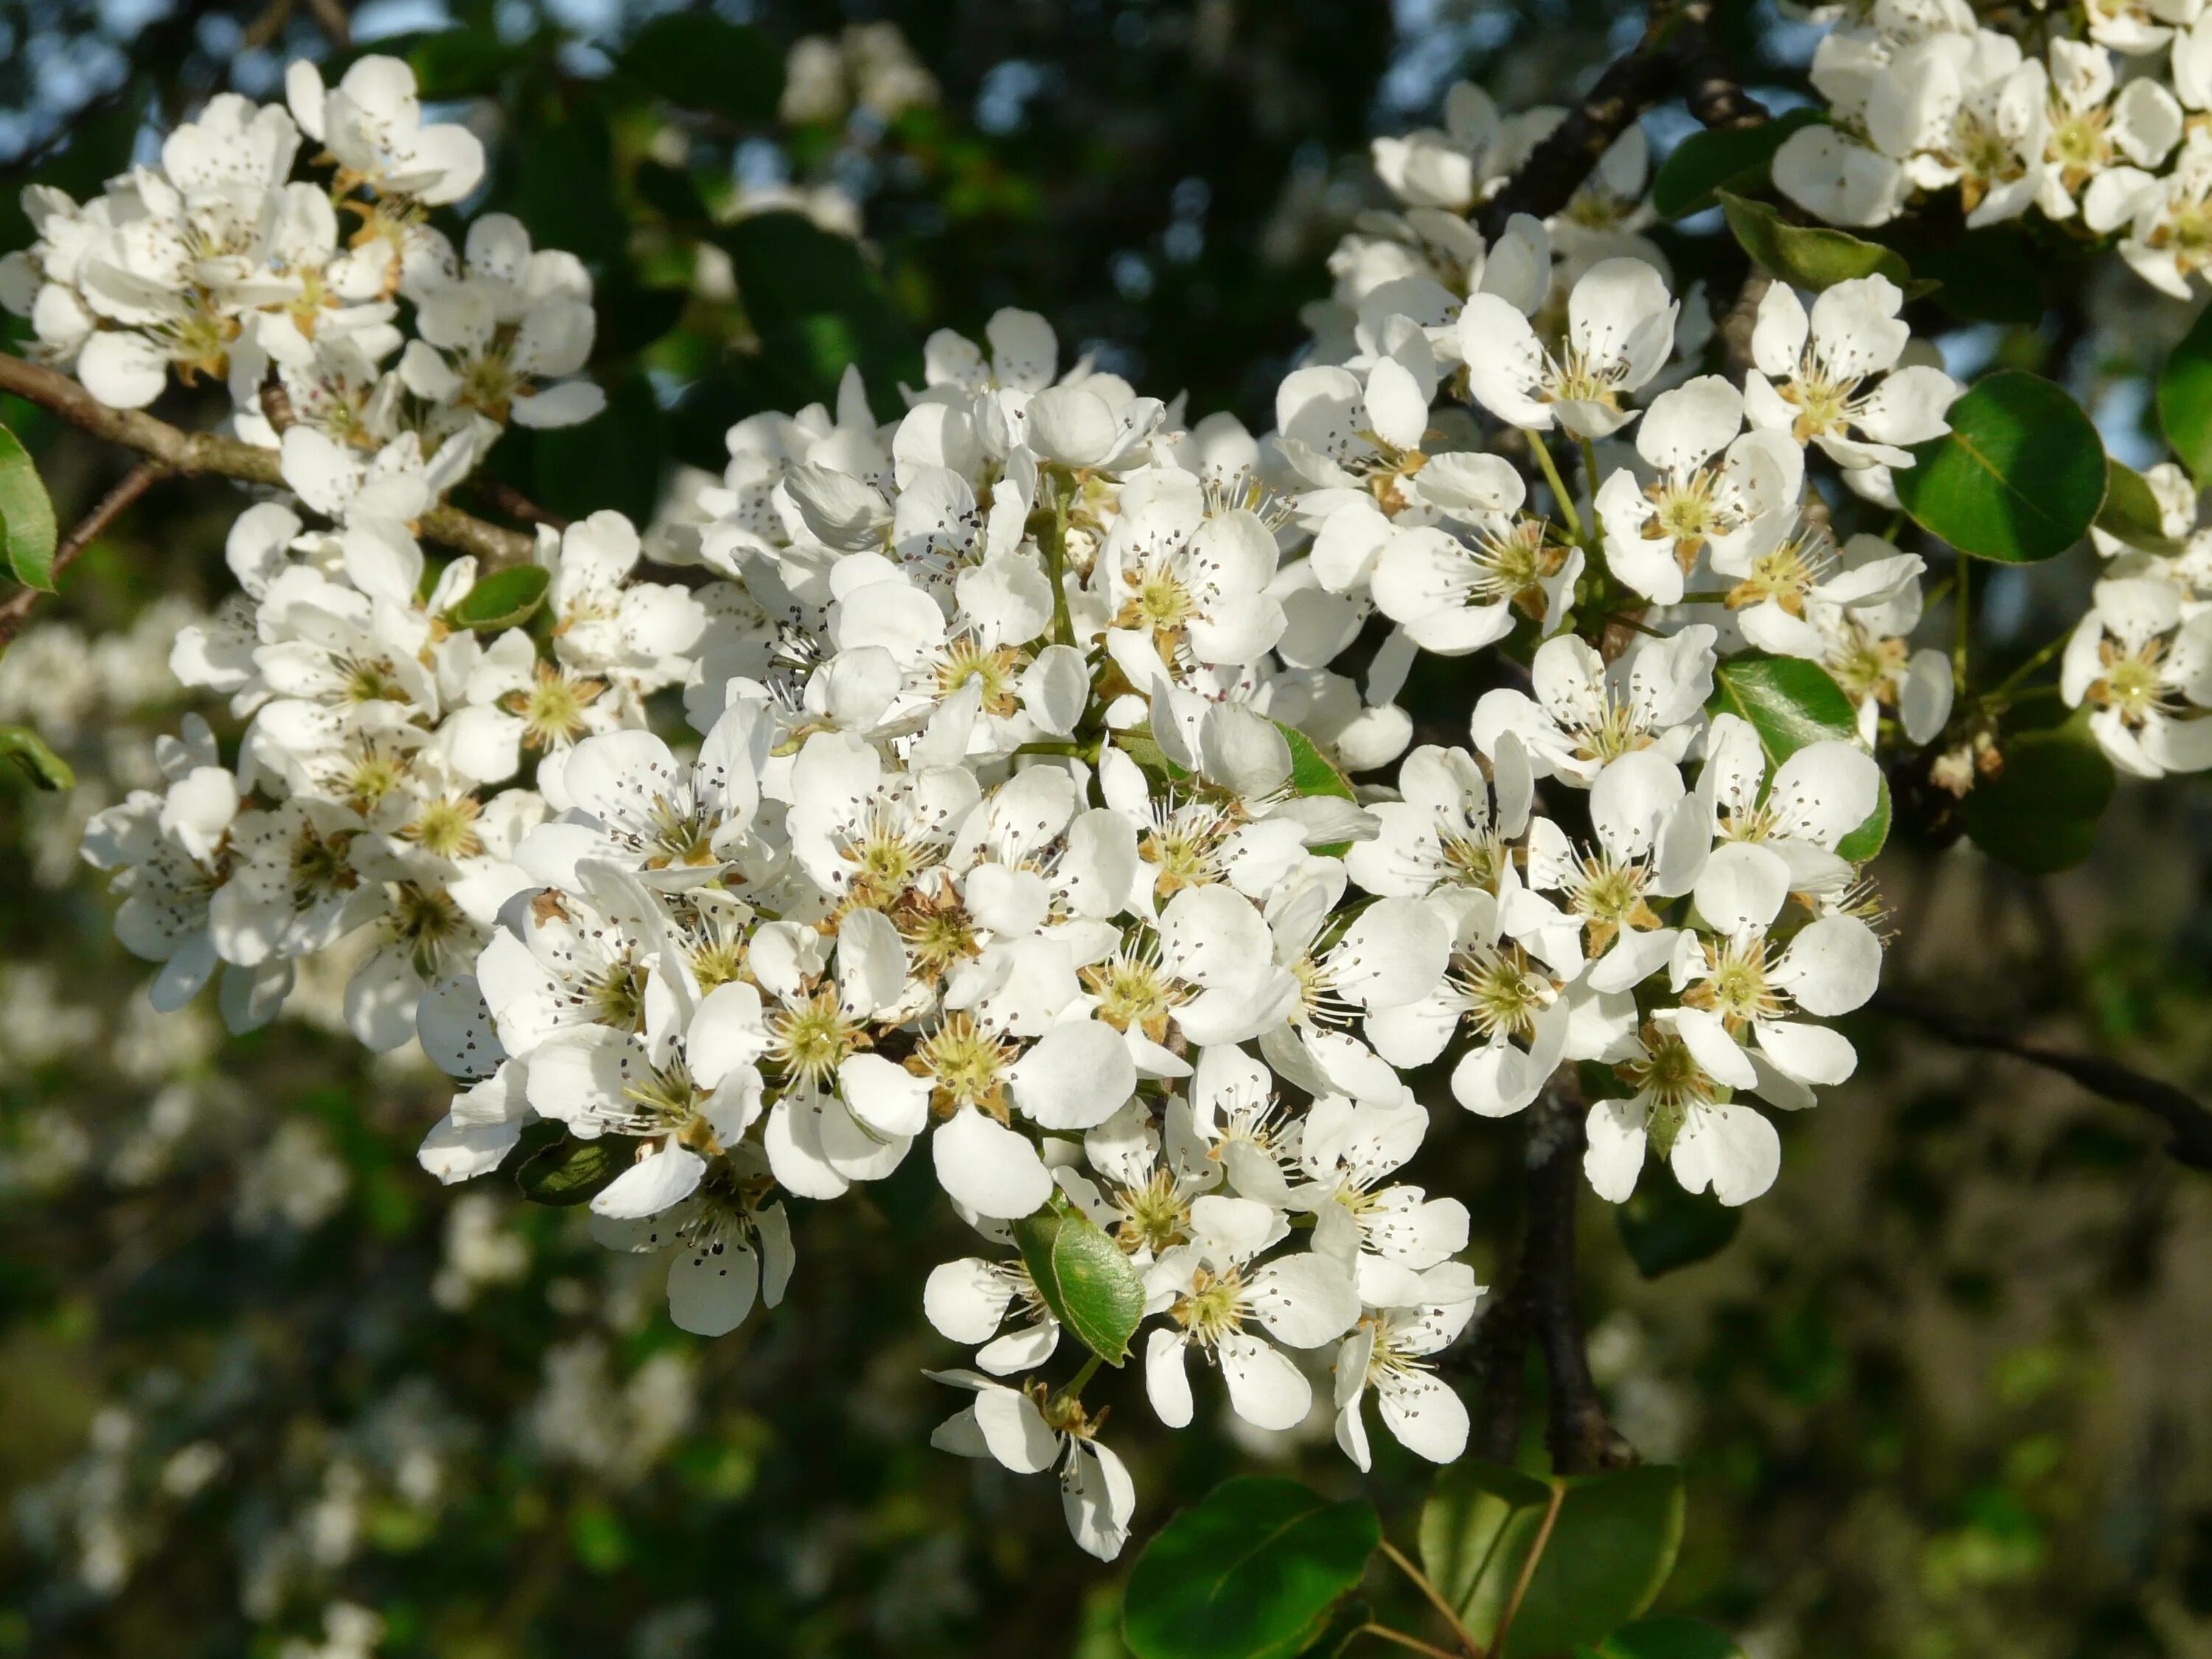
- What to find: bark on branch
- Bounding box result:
[1474,0,1765,243]
[1871,989,2212,1173]
[0,352,538,568]
[1460,1067,1635,1473]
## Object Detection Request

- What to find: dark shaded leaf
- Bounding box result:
[1123,1478,1380,1659]
[1652,111,1823,220]
[2160,299,2212,480]
[532,372,664,526]
[1582,1616,1750,1659]
[622,13,782,124]
[515,1134,625,1206]
[714,212,922,417]
[1964,714,2115,874]
[1616,1179,1742,1278]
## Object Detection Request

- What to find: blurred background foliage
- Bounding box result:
[1,1,2210,1657]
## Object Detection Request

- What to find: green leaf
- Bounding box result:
[442,564,551,632]
[0,424,59,591]
[1717,191,1914,291]
[1651,111,1823,220]
[515,1133,625,1206]
[1277,721,1356,801]
[1582,1616,1750,1659]
[1615,1178,1742,1278]
[1009,1190,1145,1365]
[2096,459,2179,549]
[514,100,627,270]
[1419,1460,1555,1612]
[0,726,74,790]
[397,27,531,98]
[1962,714,2115,874]
[713,212,923,417]
[1899,226,2045,325]
[1894,371,2106,564]
[1706,653,1889,859]
[2158,297,2212,479]
[1122,1478,1380,1659]
[1420,1463,1687,1659]
[532,372,665,526]
[622,13,782,124]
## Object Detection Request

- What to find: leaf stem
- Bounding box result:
[1357,1623,1466,1659]
[1576,434,1604,552]
[1054,1352,1104,1408]
[1377,1539,1484,1658]
[1984,629,2072,706]
[1528,437,1582,543]
[1043,472,1078,647]
[1489,1479,1567,1658]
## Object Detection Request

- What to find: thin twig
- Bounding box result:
[0,459,170,645]
[1378,1540,1483,1658]
[1489,1480,1567,1659]
[0,352,536,567]
[1475,21,1680,243]
[301,0,351,48]
[1871,990,2212,1172]
[1357,1624,1464,1659]
[473,477,571,532]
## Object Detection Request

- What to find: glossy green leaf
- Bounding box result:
[1717,191,1913,291]
[0,726,74,790]
[443,564,552,632]
[1582,1616,1750,1659]
[1707,653,1888,859]
[1616,1178,1742,1278]
[1010,1190,1144,1365]
[2157,298,2212,479]
[1895,371,2106,563]
[622,13,782,125]
[0,424,59,591]
[515,1133,625,1206]
[1963,714,2115,874]
[1123,1478,1380,1659]
[1421,1462,1687,1659]
[1652,111,1823,220]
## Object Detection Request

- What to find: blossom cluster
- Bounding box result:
[1775,0,2212,299]
[2065,459,2212,773]
[38,58,1950,1560]
[0,55,603,455]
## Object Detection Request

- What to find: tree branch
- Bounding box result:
[1871,989,2212,1173]
[0,459,171,647]
[1523,1071,1632,1473]
[0,352,538,568]
[1457,1068,1633,1473]
[1675,6,1768,131]
[1474,1,1760,243]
